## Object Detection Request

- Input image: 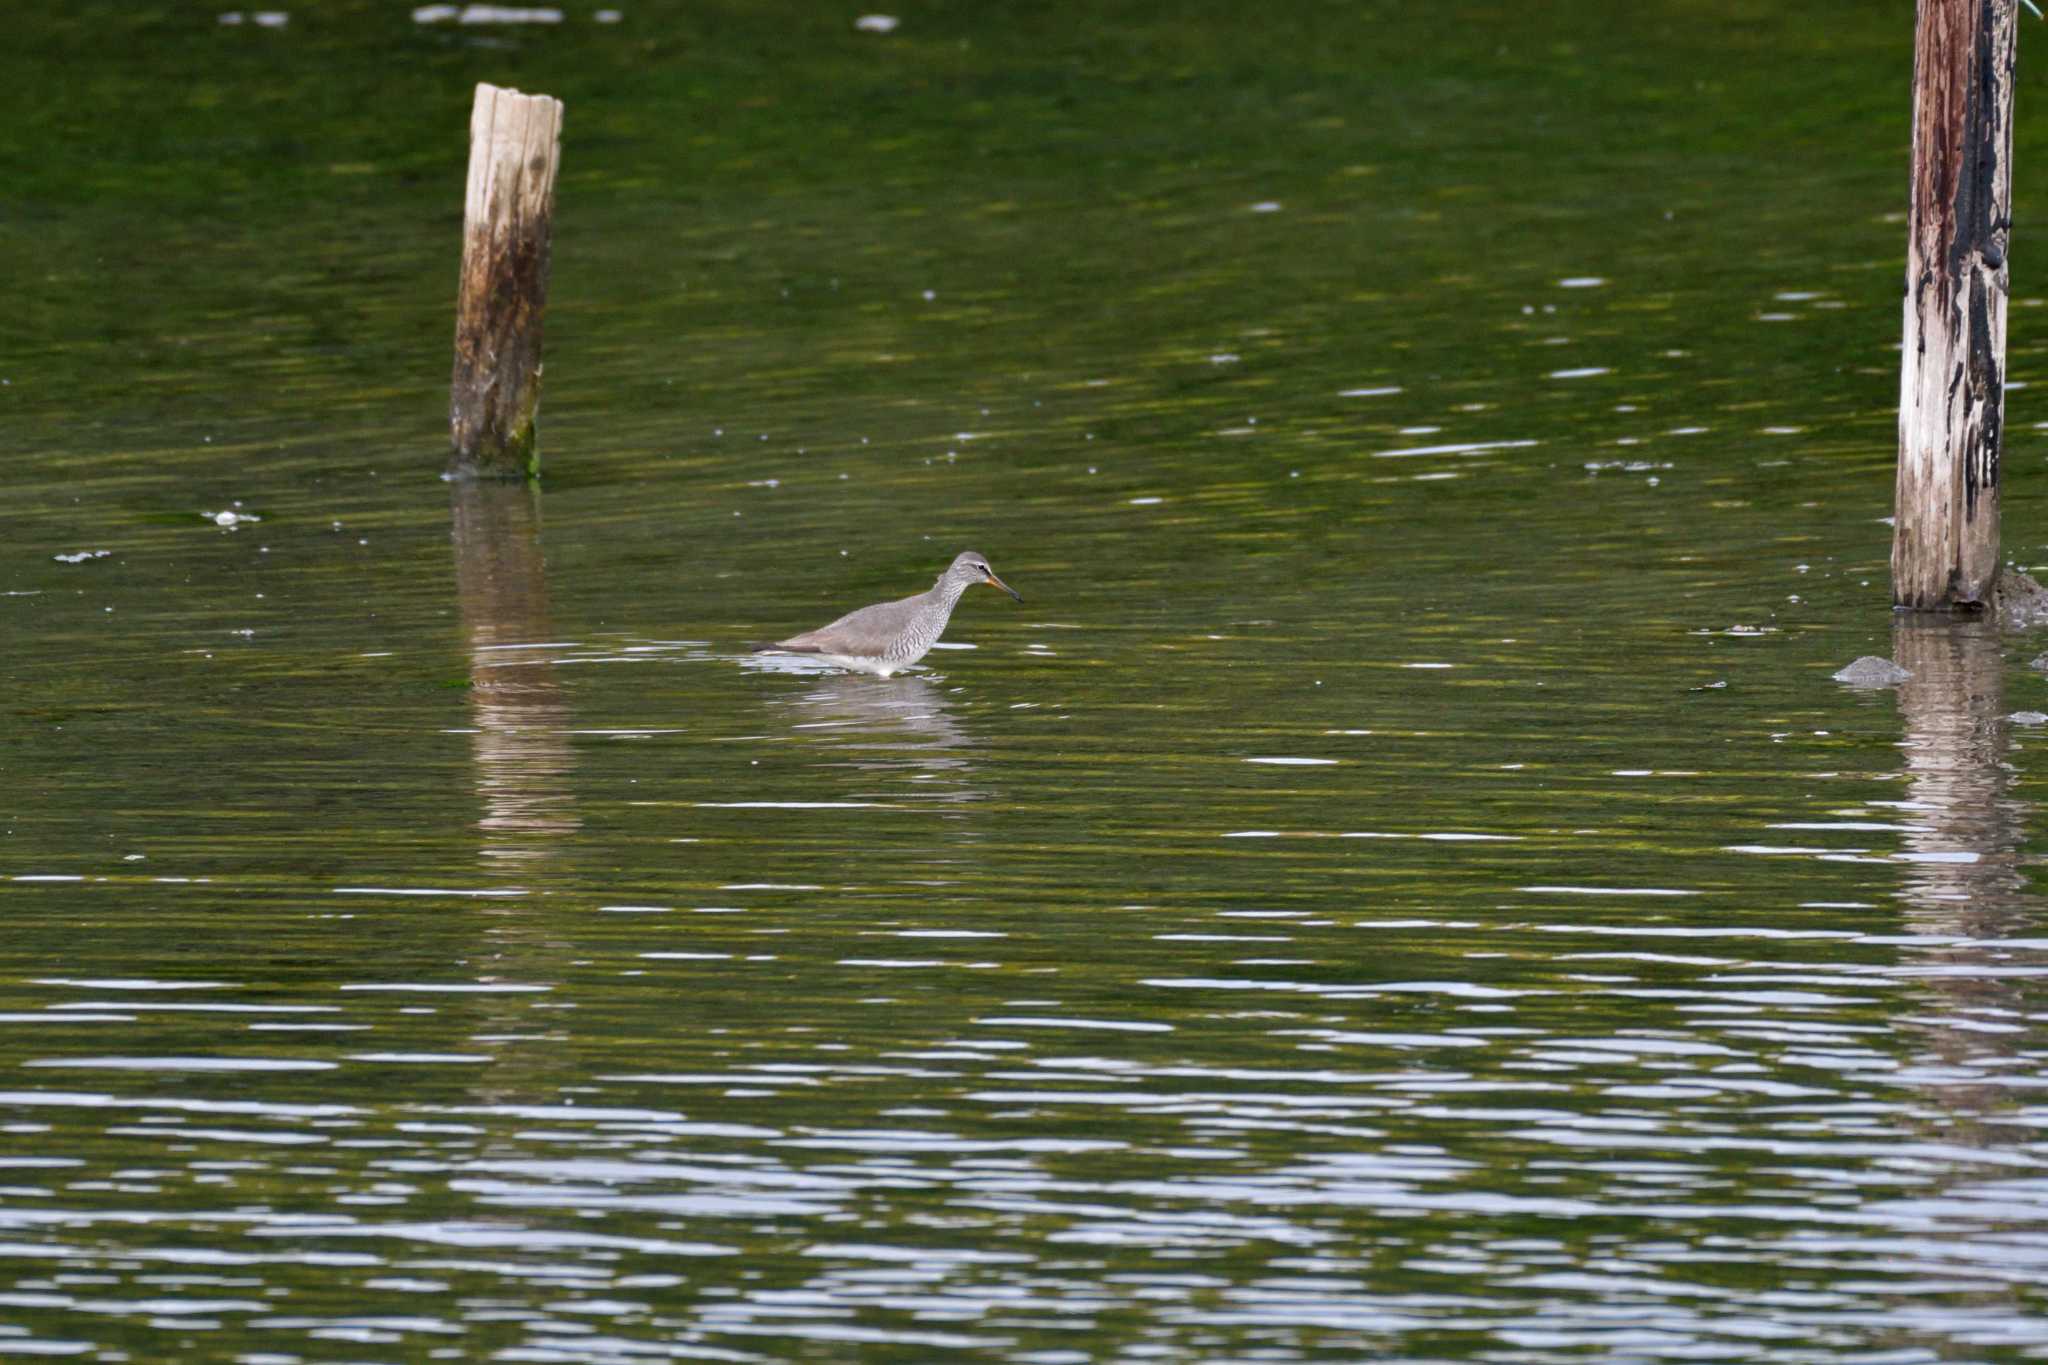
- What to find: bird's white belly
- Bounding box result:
[820,652,912,677]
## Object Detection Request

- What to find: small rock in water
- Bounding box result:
[2011,711,2048,726]
[1998,570,2048,630]
[1832,655,1911,687]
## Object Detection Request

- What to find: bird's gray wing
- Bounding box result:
[770,594,918,654]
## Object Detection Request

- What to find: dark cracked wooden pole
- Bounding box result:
[450,83,564,481]
[1894,0,2018,610]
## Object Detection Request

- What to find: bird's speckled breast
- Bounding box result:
[883,581,966,665]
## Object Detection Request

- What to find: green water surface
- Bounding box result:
[4,2,2048,1361]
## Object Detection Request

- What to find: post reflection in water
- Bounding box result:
[1889,614,2042,1124]
[450,480,580,870]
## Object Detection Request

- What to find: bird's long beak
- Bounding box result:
[984,570,1023,603]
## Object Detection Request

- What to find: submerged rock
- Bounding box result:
[1833,655,1912,687]
[1997,570,2048,630]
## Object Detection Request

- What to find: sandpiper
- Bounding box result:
[754,550,1021,677]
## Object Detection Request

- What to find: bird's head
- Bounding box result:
[946,550,1022,602]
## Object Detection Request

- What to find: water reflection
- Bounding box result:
[789,673,965,745]
[1890,614,2043,1124]
[1890,616,2035,931]
[777,673,981,798]
[450,481,580,868]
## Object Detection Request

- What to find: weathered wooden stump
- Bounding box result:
[1893,0,2018,610]
[450,83,564,481]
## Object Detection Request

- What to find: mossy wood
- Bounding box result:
[449,83,564,480]
[1893,0,2017,610]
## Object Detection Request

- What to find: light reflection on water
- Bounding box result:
[3,736,2046,1362]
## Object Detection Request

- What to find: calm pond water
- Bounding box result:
[6,2,2048,1360]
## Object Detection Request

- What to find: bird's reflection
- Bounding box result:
[776,673,984,802]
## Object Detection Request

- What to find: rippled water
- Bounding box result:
[6,2,2048,1361]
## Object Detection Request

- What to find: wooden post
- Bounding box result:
[1894,0,2018,610]
[450,83,564,481]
